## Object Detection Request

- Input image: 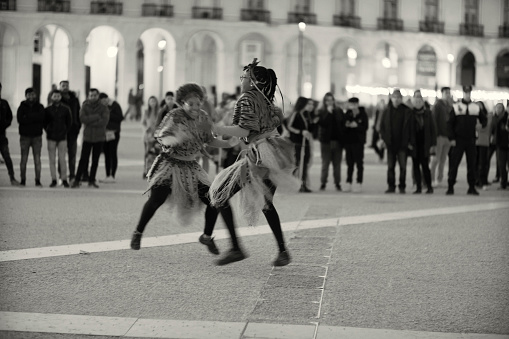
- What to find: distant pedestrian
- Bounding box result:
[44,90,72,188]
[490,103,508,190]
[130,83,238,254]
[99,93,124,183]
[142,96,161,178]
[316,92,344,191]
[287,96,315,193]
[59,80,81,182]
[156,91,179,126]
[371,99,386,162]
[410,90,436,194]
[475,101,492,189]
[343,97,368,193]
[488,103,504,184]
[430,87,453,187]
[71,88,109,188]
[446,85,487,195]
[380,89,414,194]
[0,82,20,185]
[17,88,45,187]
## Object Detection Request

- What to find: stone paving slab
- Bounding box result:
[260,287,322,302]
[289,255,331,266]
[266,274,325,289]
[249,299,320,321]
[293,227,337,237]
[271,265,326,276]
[243,322,316,339]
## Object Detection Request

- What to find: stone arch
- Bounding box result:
[0,22,20,103]
[456,48,476,86]
[330,37,363,97]
[415,44,437,87]
[139,28,177,101]
[373,40,400,86]
[495,48,509,88]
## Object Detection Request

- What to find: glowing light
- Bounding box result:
[158,39,167,50]
[298,22,306,32]
[382,57,391,68]
[303,82,312,98]
[347,48,357,59]
[106,46,118,58]
[157,66,164,73]
[447,54,455,63]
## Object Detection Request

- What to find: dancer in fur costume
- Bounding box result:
[205,59,298,266]
[130,83,241,255]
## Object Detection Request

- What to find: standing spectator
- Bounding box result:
[489,103,504,184]
[371,99,386,162]
[156,91,178,126]
[17,88,45,187]
[44,90,72,188]
[491,103,508,190]
[287,97,315,193]
[475,101,492,189]
[316,92,344,191]
[380,89,414,194]
[410,90,436,194]
[99,93,124,183]
[71,88,109,188]
[430,87,453,187]
[142,96,161,178]
[59,80,81,182]
[343,97,368,192]
[200,86,218,174]
[0,83,20,185]
[446,85,487,195]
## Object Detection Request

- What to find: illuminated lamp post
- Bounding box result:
[447,53,455,87]
[158,39,167,100]
[297,21,306,97]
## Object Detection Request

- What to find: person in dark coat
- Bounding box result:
[71,88,109,188]
[446,85,487,195]
[17,88,45,187]
[380,89,415,194]
[44,90,72,187]
[316,92,344,191]
[59,80,81,182]
[99,93,124,183]
[343,97,368,193]
[410,90,436,194]
[490,103,508,190]
[0,83,20,185]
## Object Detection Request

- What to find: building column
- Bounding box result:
[16,43,33,103]
[399,58,417,88]
[118,38,138,108]
[174,47,187,90]
[68,38,86,102]
[315,53,331,100]
[476,63,495,89]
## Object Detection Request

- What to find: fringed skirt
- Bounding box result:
[146,153,210,223]
[209,135,299,225]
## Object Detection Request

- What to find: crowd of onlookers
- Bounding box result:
[0,81,123,188]
[1,80,508,195]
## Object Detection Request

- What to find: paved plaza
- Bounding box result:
[0,121,508,339]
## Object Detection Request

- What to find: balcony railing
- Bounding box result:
[142,4,173,17]
[333,14,361,28]
[90,1,122,15]
[460,23,484,37]
[499,24,509,38]
[419,20,444,33]
[240,8,270,23]
[288,12,317,24]
[377,17,403,31]
[38,0,70,12]
[0,0,16,10]
[191,6,222,20]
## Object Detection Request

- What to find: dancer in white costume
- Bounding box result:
[206,59,298,266]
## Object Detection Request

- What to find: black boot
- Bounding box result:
[130,231,142,250]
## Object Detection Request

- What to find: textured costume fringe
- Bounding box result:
[209,135,298,225]
[145,153,210,224]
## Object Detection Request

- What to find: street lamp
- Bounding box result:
[297,21,306,97]
[158,39,166,99]
[447,53,455,87]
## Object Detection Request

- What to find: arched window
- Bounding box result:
[416,45,437,87]
[459,51,476,86]
[496,51,509,87]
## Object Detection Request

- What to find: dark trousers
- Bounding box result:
[0,135,15,178]
[294,142,311,186]
[476,146,490,186]
[104,131,120,177]
[488,145,499,181]
[19,135,42,181]
[67,132,79,179]
[448,138,477,189]
[497,147,509,188]
[320,140,342,186]
[371,129,385,160]
[345,143,364,184]
[412,155,432,190]
[75,141,103,183]
[387,148,408,189]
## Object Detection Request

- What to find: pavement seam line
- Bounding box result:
[122,317,141,337]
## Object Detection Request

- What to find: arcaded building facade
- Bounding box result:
[0,0,508,108]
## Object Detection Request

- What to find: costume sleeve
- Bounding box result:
[233,96,260,133]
